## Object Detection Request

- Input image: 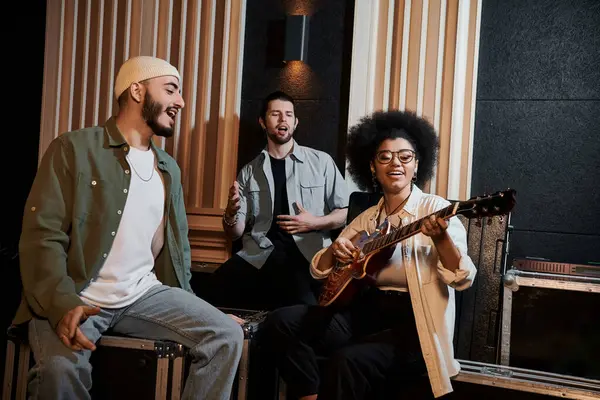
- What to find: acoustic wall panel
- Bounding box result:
[472,100,600,236]
[477,0,600,100]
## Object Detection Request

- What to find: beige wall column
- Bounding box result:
[39,0,246,266]
[346,0,482,200]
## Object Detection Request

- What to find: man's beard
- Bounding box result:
[142,92,174,138]
[267,127,294,145]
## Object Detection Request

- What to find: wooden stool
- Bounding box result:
[3,324,187,400]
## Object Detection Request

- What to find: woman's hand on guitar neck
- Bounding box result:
[421,215,449,242]
[331,237,363,264]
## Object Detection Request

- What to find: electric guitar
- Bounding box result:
[318,189,517,307]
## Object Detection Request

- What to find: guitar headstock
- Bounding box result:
[456,189,516,219]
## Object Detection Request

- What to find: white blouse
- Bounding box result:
[310,186,477,398]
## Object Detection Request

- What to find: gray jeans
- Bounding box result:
[27,285,244,400]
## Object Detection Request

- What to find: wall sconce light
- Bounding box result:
[284,15,310,62]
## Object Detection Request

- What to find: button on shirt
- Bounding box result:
[236,141,349,269]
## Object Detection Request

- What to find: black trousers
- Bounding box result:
[199,244,322,311]
[262,288,426,400]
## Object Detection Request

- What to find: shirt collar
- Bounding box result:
[104,116,127,147]
[103,116,168,166]
[370,185,424,221]
[260,139,304,163]
[404,185,423,216]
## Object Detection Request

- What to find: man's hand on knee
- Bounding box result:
[56,305,101,351]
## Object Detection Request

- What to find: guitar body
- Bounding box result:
[319,220,396,307]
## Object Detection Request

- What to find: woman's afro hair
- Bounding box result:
[346,110,439,192]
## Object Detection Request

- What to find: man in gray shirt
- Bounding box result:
[203,91,348,311]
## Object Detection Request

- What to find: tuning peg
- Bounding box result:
[499,215,504,223]
[487,218,493,226]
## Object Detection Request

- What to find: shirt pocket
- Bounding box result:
[247,180,268,219]
[417,243,439,284]
[75,174,114,223]
[300,176,325,215]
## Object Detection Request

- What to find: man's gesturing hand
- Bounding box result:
[225,181,241,220]
[277,203,319,234]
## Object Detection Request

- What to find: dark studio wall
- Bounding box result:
[237,0,355,174]
[466,0,600,380]
[472,0,600,266]
[2,0,46,379]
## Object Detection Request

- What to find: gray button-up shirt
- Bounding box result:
[236,141,349,268]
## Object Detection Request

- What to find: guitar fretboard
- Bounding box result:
[362,204,456,254]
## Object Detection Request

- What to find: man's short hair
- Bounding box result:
[260,91,295,119]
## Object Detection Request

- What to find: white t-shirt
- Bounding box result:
[80,147,164,308]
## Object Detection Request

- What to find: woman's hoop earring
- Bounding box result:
[372,172,379,192]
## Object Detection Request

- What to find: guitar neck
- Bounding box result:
[362,203,459,255]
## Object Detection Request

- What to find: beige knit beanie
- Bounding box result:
[114,56,181,100]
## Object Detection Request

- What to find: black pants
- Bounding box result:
[199,245,322,311]
[262,288,426,400]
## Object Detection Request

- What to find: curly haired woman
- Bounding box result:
[261,110,477,399]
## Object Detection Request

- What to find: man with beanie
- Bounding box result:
[13,55,244,400]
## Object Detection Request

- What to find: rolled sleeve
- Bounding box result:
[309,210,367,280]
[437,248,477,291]
[436,214,477,291]
[235,168,249,221]
[310,247,331,279]
[19,136,85,328]
[324,156,349,210]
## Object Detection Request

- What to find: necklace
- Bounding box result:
[384,193,410,216]
[377,192,411,226]
[126,154,156,182]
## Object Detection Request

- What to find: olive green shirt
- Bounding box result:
[14,117,192,329]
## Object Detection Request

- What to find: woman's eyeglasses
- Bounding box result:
[375,149,415,164]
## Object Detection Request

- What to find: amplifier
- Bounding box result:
[512,258,600,278]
